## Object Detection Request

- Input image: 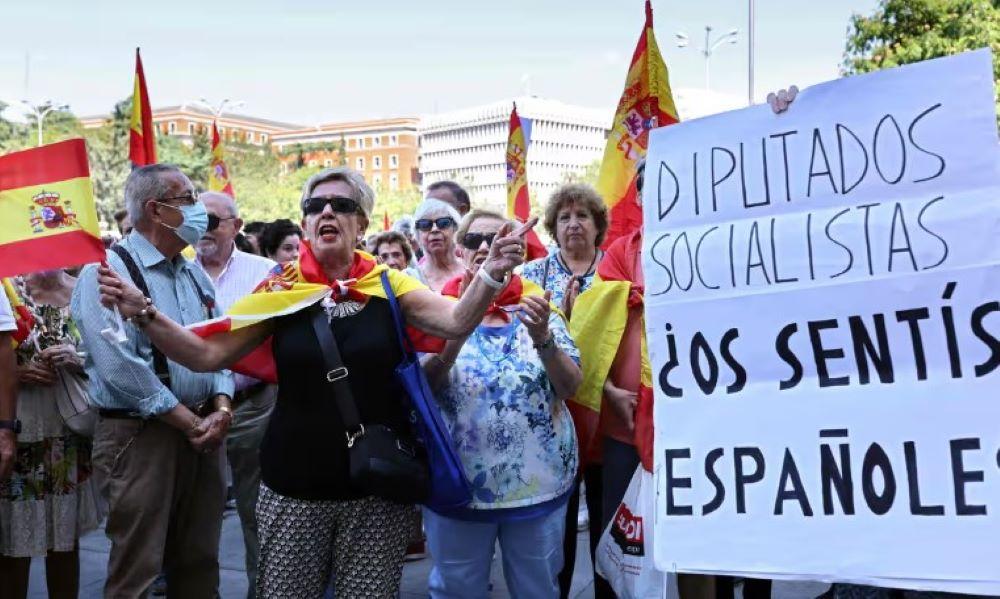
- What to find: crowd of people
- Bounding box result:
[0,94,934,599]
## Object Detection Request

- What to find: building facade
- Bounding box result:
[79,105,301,147]
[418,96,609,210]
[270,118,420,190]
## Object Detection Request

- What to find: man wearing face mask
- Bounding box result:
[71,164,235,598]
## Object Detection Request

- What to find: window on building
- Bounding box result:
[168,122,177,134]
[372,174,382,188]
[373,155,382,169]
[373,136,381,147]
[389,154,398,168]
[262,134,268,143]
[390,134,398,145]
[308,160,318,167]
[324,159,333,167]
[389,173,399,190]
[357,157,365,170]
[188,123,194,134]
[247,132,255,144]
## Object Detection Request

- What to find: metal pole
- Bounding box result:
[748,0,756,105]
[36,111,43,146]
[704,26,712,89]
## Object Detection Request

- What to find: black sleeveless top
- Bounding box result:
[259,297,408,500]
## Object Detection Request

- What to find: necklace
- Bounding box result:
[474,324,519,364]
[557,249,600,279]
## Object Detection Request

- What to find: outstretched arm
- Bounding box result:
[95,263,275,373]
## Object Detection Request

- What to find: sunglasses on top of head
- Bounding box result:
[460,232,498,250]
[302,196,362,216]
[414,217,456,232]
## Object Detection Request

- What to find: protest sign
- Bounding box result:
[642,49,1000,594]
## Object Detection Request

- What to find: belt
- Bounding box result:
[98,408,148,420]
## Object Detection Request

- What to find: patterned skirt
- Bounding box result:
[0,383,104,557]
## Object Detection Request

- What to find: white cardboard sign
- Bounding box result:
[642,49,1000,594]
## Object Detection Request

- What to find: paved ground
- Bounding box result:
[27,507,830,598]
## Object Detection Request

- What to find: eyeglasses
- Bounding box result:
[302,196,362,216]
[157,192,199,206]
[414,217,456,232]
[206,214,236,232]
[460,232,498,250]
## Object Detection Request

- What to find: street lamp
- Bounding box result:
[20,100,69,147]
[192,98,246,141]
[675,26,739,90]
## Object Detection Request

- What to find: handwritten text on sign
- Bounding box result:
[643,49,1000,594]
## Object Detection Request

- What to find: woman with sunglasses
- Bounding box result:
[412,198,465,292]
[93,167,534,598]
[421,209,582,599]
[520,182,610,597]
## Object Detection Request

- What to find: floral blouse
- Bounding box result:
[436,313,580,514]
[12,279,79,365]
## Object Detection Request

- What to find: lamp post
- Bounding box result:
[20,100,68,147]
[192,98,246,141]
[675,26,739,90]
[749,0,756,105]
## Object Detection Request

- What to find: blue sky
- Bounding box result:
[0,0,878,124]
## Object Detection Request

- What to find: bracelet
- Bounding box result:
[127,298,157,327]
[477,266,509,290]
[533,332,556,352]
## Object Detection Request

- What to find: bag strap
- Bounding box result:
[310,306,365,447]
[109,244,172,391]
[379,271,415,359]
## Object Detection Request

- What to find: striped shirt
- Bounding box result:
[196,245,275,390]
[0,292,14,332]
[71,231,235,416]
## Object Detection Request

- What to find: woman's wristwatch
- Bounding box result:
[533,333,556,354]
[127,298,158,328]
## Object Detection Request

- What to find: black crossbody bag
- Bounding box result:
[310,306,430,504]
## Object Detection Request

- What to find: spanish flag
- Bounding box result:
[383,210,391,231]
[129,48,157,168]
[188,241,429,382]
[0,139,104,279]
[2,278,34,348]
[596,0,678,248]
[569,230,655,471]
[505,103,546,261]
[208,121,234,197]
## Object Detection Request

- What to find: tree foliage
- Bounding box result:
[843,0,1000,119]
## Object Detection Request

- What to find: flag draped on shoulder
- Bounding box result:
[505,103,546,260]
[188,241,428,382]
[0,139,104,278]
[596,0,678,248]
[129,48,157,167]
[569,230,654,471]
[208,121,234,197]
[2,278,34,347]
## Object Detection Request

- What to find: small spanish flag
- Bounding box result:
[597,0,678,248]
[208,121,235,197]
[0,139,104,279]
[1,278,34,348]
[505,103,546,261]
[129,48,157,167]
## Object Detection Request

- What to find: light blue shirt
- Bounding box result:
[71,231,234,416]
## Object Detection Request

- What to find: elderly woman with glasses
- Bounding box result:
[413,198,465,292]
[421,209,582,599]
[93,167,535,597]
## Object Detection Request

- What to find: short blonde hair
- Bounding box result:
[542,183,608,248]
[300,167,375,218]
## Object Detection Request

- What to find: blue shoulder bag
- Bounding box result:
[380,271,472,510]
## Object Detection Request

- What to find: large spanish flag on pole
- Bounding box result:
[129,48,157,167]
[505,103,546,261]
[596,0,678,248]
[208,121,235,197]
[0,139,104,279]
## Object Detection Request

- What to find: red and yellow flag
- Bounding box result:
[208,121,234,197]
[383,210,391,231]
[2,278,34,347]
[596,0,678,248]
[505,103,546,260]
[129,48,157,167]
[0,139,104,279]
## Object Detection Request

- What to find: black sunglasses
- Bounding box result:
[414,217,456,232]
[302,196,361,216]
[461,232,498,250]
[206,214,236,232]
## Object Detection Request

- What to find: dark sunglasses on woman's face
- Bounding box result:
[414,217,456,232]
[302,196,361,216]
[460,232,498,250]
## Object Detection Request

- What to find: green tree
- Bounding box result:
[843,0,1000,118]
[0,102,30,152]
[560,159,601,188]
[83,98,132,223]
